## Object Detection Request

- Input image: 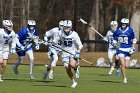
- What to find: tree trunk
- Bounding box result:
[22,0,26,27]
[27,0,30,19]
[10,0,14,20]
[0,0,3,22]
[130,10,140,51]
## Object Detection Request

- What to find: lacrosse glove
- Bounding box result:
[74,51,80,59]
[10,48,16,54]
[129,47,135,54]
[35,44,39,50]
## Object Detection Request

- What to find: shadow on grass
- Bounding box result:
[94,79,121,83]
[3,78,55,83]
[32,84,67,87]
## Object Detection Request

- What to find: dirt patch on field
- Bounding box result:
[8,52,140,66]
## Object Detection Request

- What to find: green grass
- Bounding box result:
[0,65,140,93]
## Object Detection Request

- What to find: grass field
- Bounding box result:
[0,65,140,93]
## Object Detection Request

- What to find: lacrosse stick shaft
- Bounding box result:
[79,18,116,47]
[79,57,93,65]
[51,43,94,65]
[89,26,104,38]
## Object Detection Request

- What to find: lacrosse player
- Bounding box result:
[0,20,24,82]
[46,20,83,88]
[12,20,40,80]
[103,21,120,76]
[113,18,137,83]
[42,20,63,80]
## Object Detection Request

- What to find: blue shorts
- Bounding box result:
[16,47,32,56]
[117,50,131,60]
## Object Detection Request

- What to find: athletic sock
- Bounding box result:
[72,79,76,83]
[74,68,77,71]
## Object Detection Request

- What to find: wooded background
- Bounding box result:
[0,0,140,51]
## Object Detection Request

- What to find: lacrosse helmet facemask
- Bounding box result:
[3,20,13,34]
[110,21,118,31]
[27,20,36,33]
[63,20,72,35]
[121,18,129,31]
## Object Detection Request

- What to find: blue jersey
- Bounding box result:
[17,27,38,51]
[113,27,136,48]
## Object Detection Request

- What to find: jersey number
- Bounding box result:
[4,39,8,44]
[118,37,128,44]
[64,40,72,47]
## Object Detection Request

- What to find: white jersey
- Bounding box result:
[44,27,62,51]
[104,30,115,49]
[0,28,21,52]
[58,30,83,57]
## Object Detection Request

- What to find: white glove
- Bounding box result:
[10,48,16,54]
[35,44,39,50]
[129,47,135,54]
[20,46,25,51]
[74,51,80,59]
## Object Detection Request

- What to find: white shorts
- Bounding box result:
[0,51,9,59]
[62,53,75,67]
[108,49,116,63]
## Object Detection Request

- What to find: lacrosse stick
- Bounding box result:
[40,40,94,65]
[79,18,117,47]
[79,18,104,38]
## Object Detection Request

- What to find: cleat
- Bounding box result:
[75,68,80,79]
[30,74,35,80]
[48,71,53,80]
[0,79,3,82]
[123,78,127,83]
[12,65,19,75]
[71,82,77,88]
[116,71,120,77]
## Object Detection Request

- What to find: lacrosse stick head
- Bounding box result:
[79,18,87,24]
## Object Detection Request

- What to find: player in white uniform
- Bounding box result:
[42,21,63,80]
[46,20,83,88]
[103,21,120,76]
[0,20,23,82]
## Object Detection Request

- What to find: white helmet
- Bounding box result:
[121,18,129,30]
[3,20,13,26]
[59,20,63,26]
[110,21,118,31]
[59,20,63,30]
[63,20,72,33]
[121,18,129,24]
[3,20,13,31]
[27,20,36,31]
[27,20,36,25]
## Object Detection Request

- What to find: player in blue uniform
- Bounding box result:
[113,18,137,83]
[12,20,40,80]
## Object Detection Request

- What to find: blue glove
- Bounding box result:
[74,51,80,59]
[35,44,39,50]
[129,47,135,54]
[10,48,16,54]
